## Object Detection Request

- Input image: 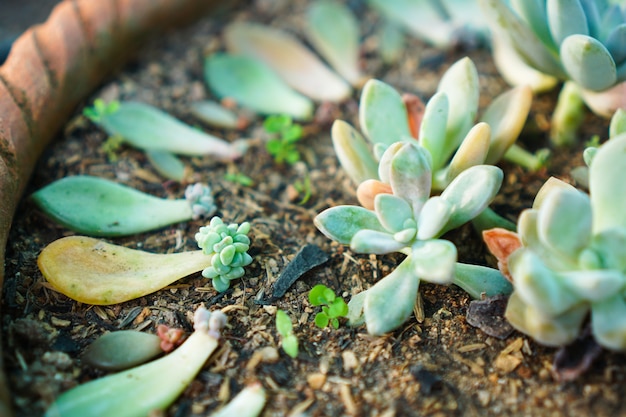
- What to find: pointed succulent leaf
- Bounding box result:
[605,23,626,64]
[314,206,385,245]
[347,291,367,326]
[224,22,351,102]
[388,142,432,216]
[416,196,452,240]
[546,0,589,46]
[363,257,420,335]
[31,176,194,237]
[532,177,578,209]
[377,142,404,184]
[511,0,558,51]
[591,294,626,350]
[439,165,503,233]
[482,86,532,164]
[610,108,626,138]
[305,0,362,85]
[351,229,406,255]
[410,239,456,284]
[505,291,587,347]
[375,193,414,233]
[589,133,626,233]
[359,79,412,148]
[508,249,581,316]
[536,188,592,260]
[205,53,313,120]
[331,120,379,185]
[418,92,450,171]
[453,263,513,299]
[560,270,626,302]
[446,122,490,183]
[560,35,617,91]
[436,58,480,159]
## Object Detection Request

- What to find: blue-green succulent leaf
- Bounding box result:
[547,0,589,45]
[589,133,626,233]
[411,239,456,284]
[416,196,452,240]
[363,257,420,335]
[605,23,626,65]
[591,294,626,350]
[560,270,626,302]
[145,150,186,182]
[351,229,406,254]
[536,188,592,260]
[331,120,379,185]
[511,0,558,51]
[453,263,512,299]
[375,194,414,233]
[579,0,602,38]
[590,228,626,270]
[418,92,450,172]
[359,79,412,148]
[314,206,385,245]
[560,34,617,91]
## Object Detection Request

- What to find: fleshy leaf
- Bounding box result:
[453,263,513,299]
[446,122,490,183]
[224,22,351,102]
[560,270,626,302]
[145,150,186,182]
[589,133,626,233]
[591,295,626,350]
[305,0,363,85]
[314,206,385,245]
[418,92,450,172]
[204,53,313,120]
[82,331,163,371]
[189,101,240,129]
[560,34,617,91]
[31,176,194,237]
[416,196,452,240]
[375,193,414,233]
[363,257,420,335]
[97,102,243,160]
[511,0,558,51]
[411,239,456,284]
[351,229,405,254]
[359,79,412,148]
[331,120,379,185]
[605,23,626,64]
[388,142,432,216]
[439,165,503,233]
[546,0,589,46]
[532,176,578,209]
[591,228,626,270]
[610,108,626,138]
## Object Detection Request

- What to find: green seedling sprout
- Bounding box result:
[37,217,253,304]
[293,173,312,205]
[32,176,215,237]
[224,172,254,187]
[44,306,226,417]
[309,284,349,329]
[276,310,299,358]
[264,114,303,165]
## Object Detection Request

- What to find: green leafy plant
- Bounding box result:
[315,141,512,335]
[83,98,120,123]
[308,284,348,329]
[276,310,298,358]
[263,114,304,165]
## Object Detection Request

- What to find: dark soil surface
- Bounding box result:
[4,2,626,417]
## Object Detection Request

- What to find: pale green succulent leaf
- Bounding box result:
[411,239,456,284]
[363,257,420,335]
[610,108,626,137]
[436,58,479,162]
[375,193,414,233]
[446,122,490,183]
[346,291,367,326]
[314,206,385,245]
[189,101,239,130]
[560,34,617,91]
[591,294,626,350]
[453,263,512,299]
[204,53,313,120]
[590,228,626,270]
[305,0,362,85]
[589,133,626,233]
[505,291,587,347]
[418,92,450,171]
[547,0,589,46]
[604,23,626,64]
[439,165,503,233]
[379,19,405,64]
[536,188,592,260]
[508,249,581,316]
[331,120,379,185]
[145,150,185,182]
[351,229,406,255]
[482,86,532,165]
[377,142,403,184]
[388,142,432,216]
[532,177,578,209]
[560,270,626,302]
[417,196,452,240]
[511,0,558,51]
[359,79,412,148]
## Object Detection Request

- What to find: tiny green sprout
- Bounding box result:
[264,114,303,165]
[276,309,298,358]
[83,98,120,123]
[293,174,312,205]
[100,134,124,162]
[308,284,348,329]
[224,172,254,187]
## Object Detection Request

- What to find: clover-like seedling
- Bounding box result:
[83,98,120,123]
[263,114,304,165]
[491,133,626,351]
[479,0,626,145]
[309,284,348,329]
[276,310,298,358]
[315,141,512,335]
[196,217,253,292]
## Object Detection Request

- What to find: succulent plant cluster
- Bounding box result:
[195,216,253,292]
[315,140,511,335]
[504,134,626,350]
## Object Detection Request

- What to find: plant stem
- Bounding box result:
[471,207,516,233]
[453,263,512,299]
[503,144,549,171]
[550,81,585,147]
